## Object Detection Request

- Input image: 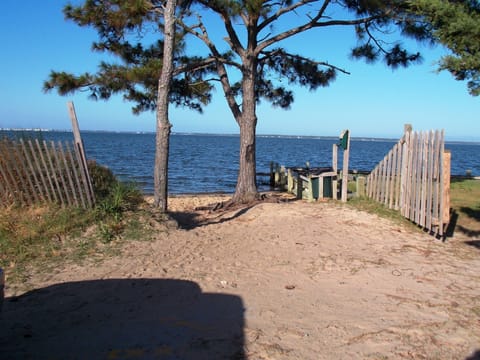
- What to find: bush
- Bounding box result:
[87,161,144,242]
[88,160,117,201]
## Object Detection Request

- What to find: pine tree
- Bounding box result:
[44,0,215,211]
[409,0,480,96]
[181,0,432,203]
[46,1,438,206]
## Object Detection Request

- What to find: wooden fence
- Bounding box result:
[366,129,450,237]
[0,137,95,209]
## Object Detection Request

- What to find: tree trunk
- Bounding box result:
[232,114,258,203]
[153,0,176,212]
[232,55,258,203]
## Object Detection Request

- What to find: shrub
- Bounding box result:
[87,162,144,242]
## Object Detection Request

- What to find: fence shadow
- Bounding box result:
[445,209,459,238]
[460,206,480,222]
[466,349,480,360]
[0,279,245,359]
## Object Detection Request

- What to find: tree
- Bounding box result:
[155,0,178,212]
[409,0,480,96]
[179,0,432,203]
[44,0,214,212]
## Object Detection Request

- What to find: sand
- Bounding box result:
[1,193,480,359]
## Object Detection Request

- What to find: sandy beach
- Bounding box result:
[1,193,480,359]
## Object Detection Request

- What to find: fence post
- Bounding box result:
[341,131,350,202]
[332,144,338,199]
[269,161,275,188]
[287,168,294,193]
[356,176,366,198]
[67,101,95,205]
[442,150,451,227]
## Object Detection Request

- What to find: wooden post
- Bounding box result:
[404,123,412,134]
[296,175,303,199]
[356,176,366,198]
[332,144,338,199]
[318,176,324,200]
[65,142,87,209]
[287,168,293,193]
[442,149,451,225]
[270,161,275,188]
[279,165,287,190]
[341,131,350,202]
[306,175,314,202]
[274,163,280,188]
[67,101,95,204]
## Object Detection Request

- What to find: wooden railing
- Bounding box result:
[0,137,95,209]
[366,129,450,237]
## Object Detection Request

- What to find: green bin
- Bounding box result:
[323,176,332,198]
[311,176,333,199]
[311,177,319,199]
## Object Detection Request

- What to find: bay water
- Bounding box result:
[3,131,479,194]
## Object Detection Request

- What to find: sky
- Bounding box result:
[1,1,479,141]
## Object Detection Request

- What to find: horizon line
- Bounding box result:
[1,128,480,144]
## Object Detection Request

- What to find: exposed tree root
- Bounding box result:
[194,192,293,213]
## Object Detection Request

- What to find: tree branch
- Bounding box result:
[257,14,380,54]
[179,14,242,121]
[196,0,245,57]
[258,0,326,32]
[173,57,216,75]
[260,49,351,75]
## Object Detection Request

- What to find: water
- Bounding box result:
[2,131,479,194]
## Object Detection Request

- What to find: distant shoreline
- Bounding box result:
[2,128,480,144]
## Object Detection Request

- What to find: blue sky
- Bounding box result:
[1,1,479,141]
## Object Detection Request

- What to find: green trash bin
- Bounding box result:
[311,177,319,199]
[323,176,332,198]
[311,176,333,199]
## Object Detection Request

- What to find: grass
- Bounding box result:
[0,163,159,285]
[0,205,91,283]
[347,196,421,232]
[2,173,479,288]
[0,200,159,285]
[346,177,480,238]
[449,178,480,237]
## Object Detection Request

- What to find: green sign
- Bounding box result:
[339,130,349,150]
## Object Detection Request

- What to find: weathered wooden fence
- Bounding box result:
[0,137,95,208]
[366,129,450,237]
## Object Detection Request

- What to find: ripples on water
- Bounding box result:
[2,131,479,194]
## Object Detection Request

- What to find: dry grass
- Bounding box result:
[449,178,480,237]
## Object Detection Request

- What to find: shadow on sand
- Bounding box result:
[169,192,299,230]
[170,205,256,230]
[0,279,245,359]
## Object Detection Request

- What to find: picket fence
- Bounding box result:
[366,129,450,237]
[0,137,95,209]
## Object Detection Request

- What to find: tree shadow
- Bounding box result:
[170,205,255,230]
[0,279,245,360]
[170,192,298,230]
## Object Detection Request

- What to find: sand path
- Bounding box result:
[1,194,479,359]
